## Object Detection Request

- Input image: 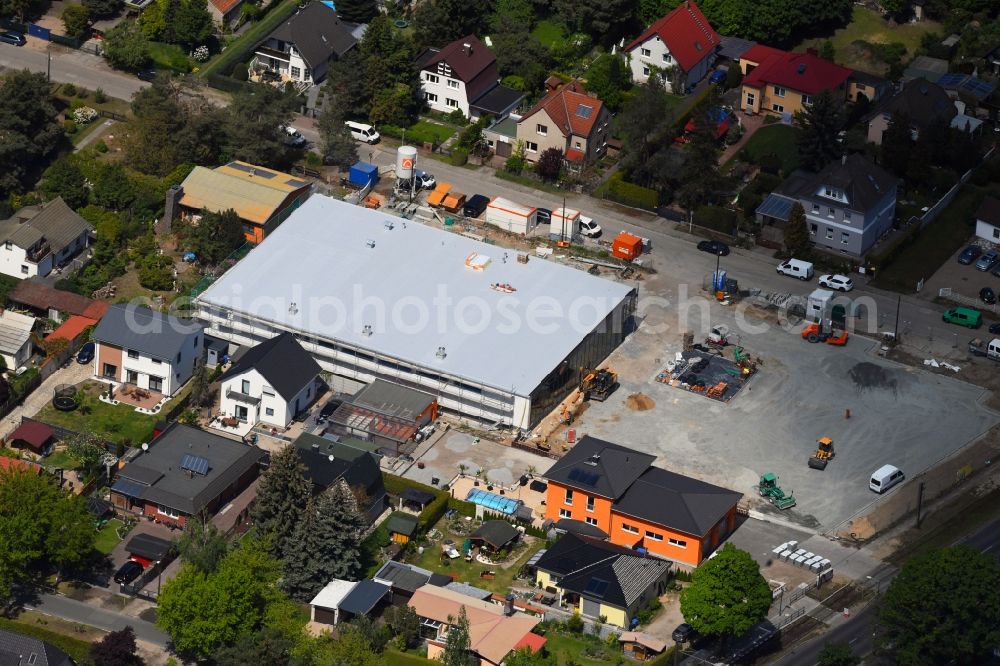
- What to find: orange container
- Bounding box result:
[612,232,643,261]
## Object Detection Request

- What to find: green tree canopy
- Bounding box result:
[878,545,1000,664]
[90,626,144,666]
[584,55,631,112]
[183,208,245,264]
[817,641,860,666]
[103,20,151,72]
[0,70,63,201]
[679,543,772,639]
[413,0,491,49]
[796,89,843,172]
[83,0,123,18]
[678,96,724,216]
[61,4,92,40]
[442,606,473,666]
[552,0,635,44]
[225,84,299,169]
[317,98,358,169]
[178,515,228,573]
[879,111,912,178]
[251,446,312,561]
[41,157,89,210]
[784,202,810,255]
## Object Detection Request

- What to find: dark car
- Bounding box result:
[672,623,695,643]
[536,207,552,224]
[0,30,26,46]
[697,240,730,256]
[137,69,158,82]
[113,560,144,585]
[709,69,727,84]
[989,323,1000,334]
[76,341,95,365]
[958,245,983,265]
[981,287,997,304]
[463,194,489,218]
[317,398,343,423]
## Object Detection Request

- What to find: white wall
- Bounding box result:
[977,220,1000,243]
[101,332,201,397]
[420,71,469,116]
[0,245,36,280]
[628,37,680,90]
[220,367,317,427]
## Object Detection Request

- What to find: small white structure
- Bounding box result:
[309,579,357,626]
[550,207,581,241]
[974,196,1000,243]
[485,197,538,235]
[0,310,35,371]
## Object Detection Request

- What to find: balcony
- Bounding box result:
[226,388,261,405]
[254,46,291,62]
[26,242,51,263]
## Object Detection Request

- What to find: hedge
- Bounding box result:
[382,474,477,533]
[693,205,738,233]
[596,173,658,210]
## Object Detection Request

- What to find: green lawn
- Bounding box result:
[539,630,619,666]
[93,518,124,555]
[531,19,568,48]
[795,6,942,73]
[385,650,434,666]
[33,381,180,445]
[730,123,801,174]
[148,41,193,73]
[404,533,545,596]
[44,449,82,471]
[406,121,457,146]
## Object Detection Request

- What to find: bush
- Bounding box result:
[63,83,77,96]
[693,205,738,233]
[63,120,78,135]
[306,151,322,167]
[598,173,658,210]
[447,108,467,125]
[75,87,89,99]
[73,107,98,124]
[94,87,107,103]
[231,62,249,81]
[450,148,468,166]
[565,613,585,634]
[95,140,108,153]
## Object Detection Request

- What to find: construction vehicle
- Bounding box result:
[756,473,796,510]
[803,289,849,346]
[808,437,835,470]
[801,322,849,345]
[580,368,618,401]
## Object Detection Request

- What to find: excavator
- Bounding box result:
[579,367,619,402]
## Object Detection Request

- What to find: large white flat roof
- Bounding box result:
[197,195,633,394]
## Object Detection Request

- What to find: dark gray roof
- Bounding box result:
[92,304,203,361]
[755,192,797,222]
[351,379,435,422]
[402,487,436,505]
[0,629,73,666]
[776,154,898,214]
[419,35,495,84]
[117,424,264,515]
[976,196,1000,227]
[870,78,956,128]
[373,560,434,594]
[542,436,655,500]
[265,3,359,69]
[471,520,519,549]
[125,532,174,560]
[292,433,384,508]
[535,534,669,609]
[614,467,742,537]
[220,332,320,400]
[0,198,92,252]
[717,36,755,61]
[338,579,391,615]
[554,517,609,540]
[385,513,419,536]
[470,84,524,115]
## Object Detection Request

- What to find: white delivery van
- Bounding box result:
[776,258,814,280]
[345,121,380,144]
[869,465,904,493]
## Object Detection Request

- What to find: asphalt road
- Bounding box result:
[26,592,169,648]
[959,514,1000,560]
[0,41,147,100]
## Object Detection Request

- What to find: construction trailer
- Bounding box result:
[611,232,644,261]
[550,207,580,243]
[485,197,538,235]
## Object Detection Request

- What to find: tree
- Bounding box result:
[178,516,228,573]
[677,97,723,219]
[62,4,92,39]
[617,79,674,189]
[317,102,358,168]
[282,480,365,601]
[796,89,843,172]
[334,0,376,23]
[83,0,123,19]
[504,647,556,666]
[185,209,245,264]
[879,111,912,178]
[784,202,810,255]
[103,20,151,72]
[0,70,63,201]
[679,543,772,641]
[384,604,421,650]
[187,363,214,408]
[91,627,144,666]
[173,0,212,47]
[584,55,631,111]
[442,606,473,666]
[413,0,490,49]
[552,0,635,43]
[212,627,300,666]
[817,641,859,666]
[536,148,564,182]
[92,163,135,211]
[125,71,189,176]
[225,84,298,168]
[46,492,96,579]
[877,546,1000,664]
[819,40,836,61]
[250,446,312,560]
[325,50,369,119]
[321,625,384,666]
[41,157,89,210]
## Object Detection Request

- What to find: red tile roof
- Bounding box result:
[513,632,547,654]
[740,44,785,66]
[210,0,242,15]
[45,315,98,343]
[743,49,853,96]
[0,456,42,474]
[520,81,605,139]
[625,0,720,73]
[564,148,586,162]
[9,281,105,318]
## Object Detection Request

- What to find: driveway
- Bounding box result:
[1,359,92,440]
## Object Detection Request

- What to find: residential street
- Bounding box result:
[26,592,168,648]
[0,41,146,100]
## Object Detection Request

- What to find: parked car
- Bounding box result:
[345,121,380,144]
[818,274,854,292]
[76,342,95,364]
[776,258,814,280]
[414,170,436,190]
[977,249,1000,271]
[317,398,343,423]
[697,240,729,256]
[709,69,727,85]
[672,623,696,643]
[958,245,982,265]
[579,215,602,238]
[137,69,158,82]
[942,307,982,328]
[981,287,997,304]
[113,560,144,585]
[0,30,26,46]
[989,322,1000,334]
[463,194,490,218]
[280,124,307,147]
[536,207,552,224]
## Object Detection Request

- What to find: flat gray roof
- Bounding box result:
[197,195,633,394]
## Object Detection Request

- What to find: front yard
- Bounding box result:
[93,518,125,555]
[727,123,801,174]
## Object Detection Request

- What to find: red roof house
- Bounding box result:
[515,81,612,165]
[739,47,853,115]
[625,0,720,91]
[0,456,42,475]
[6,421,55,455]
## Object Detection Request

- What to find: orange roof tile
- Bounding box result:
[46,315,97,343]
[521,81,604,139]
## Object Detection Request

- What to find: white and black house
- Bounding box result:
[416,35,523,121]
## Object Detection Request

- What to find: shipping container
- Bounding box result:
[485,197,538,235]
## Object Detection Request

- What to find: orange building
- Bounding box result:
[542,436,741,567]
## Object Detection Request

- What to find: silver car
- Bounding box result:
[975,249,1000,271]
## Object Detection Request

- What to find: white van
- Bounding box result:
[776,258,814,280]
[345,121,380,144]
[870,465,904,493]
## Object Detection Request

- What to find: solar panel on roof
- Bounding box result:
[936,72,964,87]
[568,468,599,486]
[180,454,210,475]
[225,162,276,179]
[584,578,609,596]
[286,178,310,188]
[576,105,593,119]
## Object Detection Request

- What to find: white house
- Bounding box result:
[91,304,204,398]
[416,35,523,121]
[251,3,360,85]
[0,310,35,371]
[0,198,92,280]
[219,332,321,427]
[624,0,720,93]
[975,196,1000,243]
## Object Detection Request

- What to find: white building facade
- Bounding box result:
[220,367,316,427]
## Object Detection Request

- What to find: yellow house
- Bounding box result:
[534,532,670,628]
[738,46,852,116]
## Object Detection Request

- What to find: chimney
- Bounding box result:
[463,42,472,55]
[162,185,183,235]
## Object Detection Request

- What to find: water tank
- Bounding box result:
[396,145,417,179]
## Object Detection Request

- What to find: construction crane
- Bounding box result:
[579,368,619,402]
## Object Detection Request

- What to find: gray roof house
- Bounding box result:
[534,533,670,628]
[0,629,73,666]
[756,154,899,258]
[0,197,92,280]
[92,304,204,398]
[109,423,265,524]
[865,79,957,146]
[373,560,451,602]
[542,436,656,500]
[252,3,361,85]
[293,433,388,523]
